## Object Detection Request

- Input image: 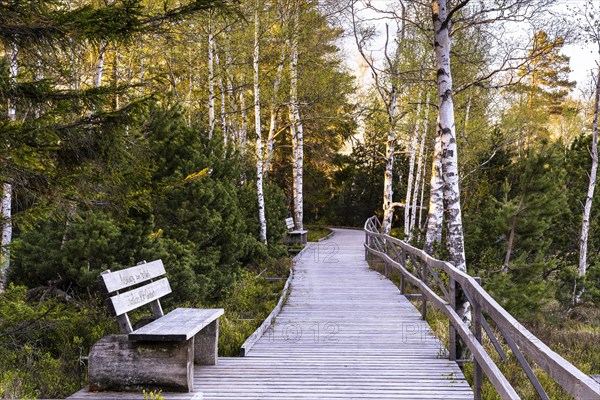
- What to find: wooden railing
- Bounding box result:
[364,216,600,400]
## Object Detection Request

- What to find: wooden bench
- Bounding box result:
[87,260,223,393]
[285,217,308,245]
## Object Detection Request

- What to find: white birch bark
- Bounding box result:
[289,0,303,230]
[225,26,235,144]
[290,108,298,220]
[432,0,471,350]
[410,92,431,237]
[577,69,600,299]
[208,14,216,139]
[216,49,228,145]
[404,87,423,237]
[424,129,444,254]
[239,84,248,149]
[94,1,113,88]
[1,44,17,291]
[418,152,428,232]
[254,0,267,244]
[432,0,467,271]
[95,43,107,87]
[264,48,286,175]
[382,90,398,236]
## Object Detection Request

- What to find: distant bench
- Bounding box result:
[285,217,308,245]
[88,260,223,393]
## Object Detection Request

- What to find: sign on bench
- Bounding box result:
[88,260,223,393]
[285,217,308,245]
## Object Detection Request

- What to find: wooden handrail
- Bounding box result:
[364,216,600,400]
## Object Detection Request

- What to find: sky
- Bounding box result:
[340,0,599,95]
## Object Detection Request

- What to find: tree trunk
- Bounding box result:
[577,69,600,302]
[404,88,423,238]
[289,0,304,230]
[1,43,17,292]
[432,0,471,356]
[432,0,467,272]
[239,83,247,149]
[95,42,107,87]
[503,196,524,273]
[94,0,113,87]
[410,92,431,238]
[254,0,267,244]
[264,48,286,175]
[418,152,428,233]
[424,129,443,254]
[381,95,397,236]
[208,13,216,139]
[215,48,228,145]
[225,25,235,143]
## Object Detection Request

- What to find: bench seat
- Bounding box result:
[286,229,308,245]
[129,308,223,342]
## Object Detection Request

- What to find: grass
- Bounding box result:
[306,225,333,242]
[217,257,292,357]
[366,257,600,399]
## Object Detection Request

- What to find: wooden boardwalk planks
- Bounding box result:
[69,228,473,400]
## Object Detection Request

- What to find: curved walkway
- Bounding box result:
[197,228,473,399]
[69,228,473,399]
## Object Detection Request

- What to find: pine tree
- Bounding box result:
[489,143,567,319]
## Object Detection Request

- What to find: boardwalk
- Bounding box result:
[69,228,473,400]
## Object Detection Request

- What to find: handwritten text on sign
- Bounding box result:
[119,267,152,287]
[110,278,171,315]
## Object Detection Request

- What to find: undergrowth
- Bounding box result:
[306,225,333,242]
[0,257,292,399]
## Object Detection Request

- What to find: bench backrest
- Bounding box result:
[99,259,171,333]
[285,217,295,230]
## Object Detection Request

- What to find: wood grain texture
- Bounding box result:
[70,229,472,400]
[101,260,166,293]
[88,335,194,393]
[129,308,224,342]
[109,278,172,316]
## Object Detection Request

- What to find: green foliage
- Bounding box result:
[465,143,568,319]
[0,285,115,399]
[218,259,291,357]
[306,225,331,242]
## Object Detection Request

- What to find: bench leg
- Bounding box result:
[89,335,194,392]
[194,319,219,365]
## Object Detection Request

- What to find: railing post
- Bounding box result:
[421,260,428,320]
[365,231,369,261]
[473,277,483,400]
[384,240,389,277]
[449,277,457,362]
[399,248,405,295]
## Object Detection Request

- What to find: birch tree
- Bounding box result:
[254,0,268,244]
[289,0,304,230]
[94,0,115,88]
[424,128,444,254]
[431,0,468,275]
[208,12,216,139]
[351,3,403,235]
[0,44,17,291]
[404,87,423,238]
[409,91,431,237]
[216,48,228,145]
[576,1,600,302]
[264,46,286,175]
